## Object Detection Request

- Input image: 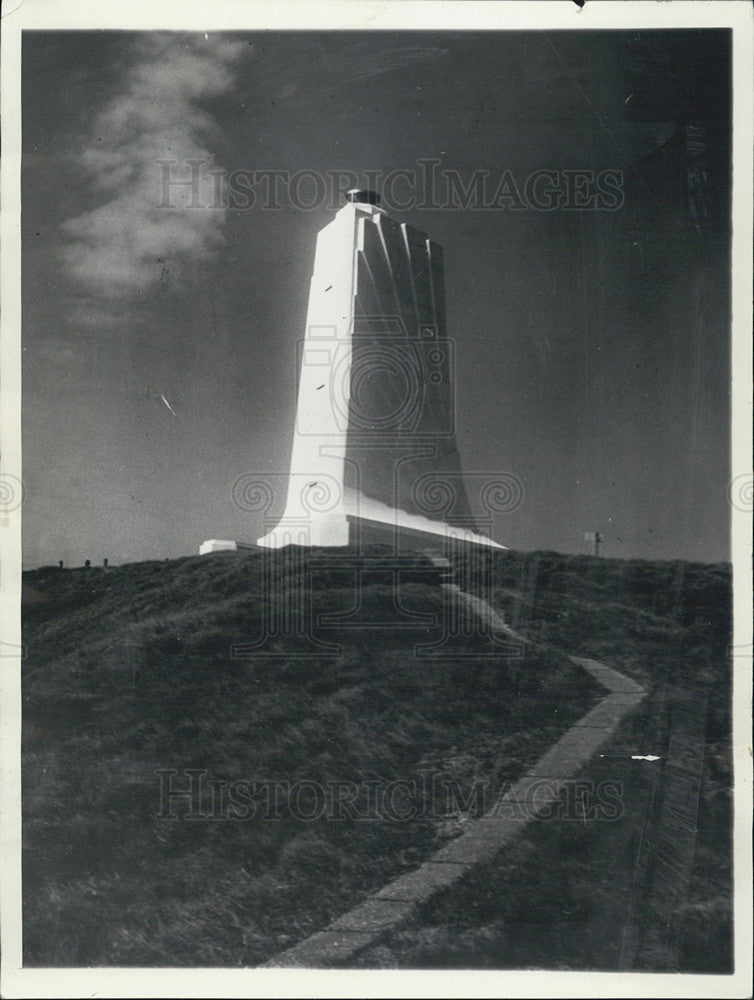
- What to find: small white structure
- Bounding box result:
[199,539,240,555]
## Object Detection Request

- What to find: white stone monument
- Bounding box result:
[253,190,504,551]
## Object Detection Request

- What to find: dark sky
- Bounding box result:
[21,29,731,567]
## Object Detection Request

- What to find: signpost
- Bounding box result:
[585,531,603,557]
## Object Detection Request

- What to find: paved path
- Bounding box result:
[262,580,646,968]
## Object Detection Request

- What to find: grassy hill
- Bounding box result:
[21,546,732,969]
[357,548,734,971]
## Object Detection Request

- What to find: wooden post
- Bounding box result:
[585,531,602,557]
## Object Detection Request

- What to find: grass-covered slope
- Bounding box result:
[353,549,733,972]
[22,546,599,966]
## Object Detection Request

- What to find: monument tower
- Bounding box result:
[254,190,504,551]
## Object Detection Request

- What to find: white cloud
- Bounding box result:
[59,33,247,317]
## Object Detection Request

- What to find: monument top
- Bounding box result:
[345,188,381,206]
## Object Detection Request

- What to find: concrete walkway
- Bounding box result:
[262,585,646,968]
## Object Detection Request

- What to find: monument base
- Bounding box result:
[200,516,503,556]
[252,488,504,552]
[346,516,501,554]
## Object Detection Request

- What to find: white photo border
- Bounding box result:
[1,2,751,997]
